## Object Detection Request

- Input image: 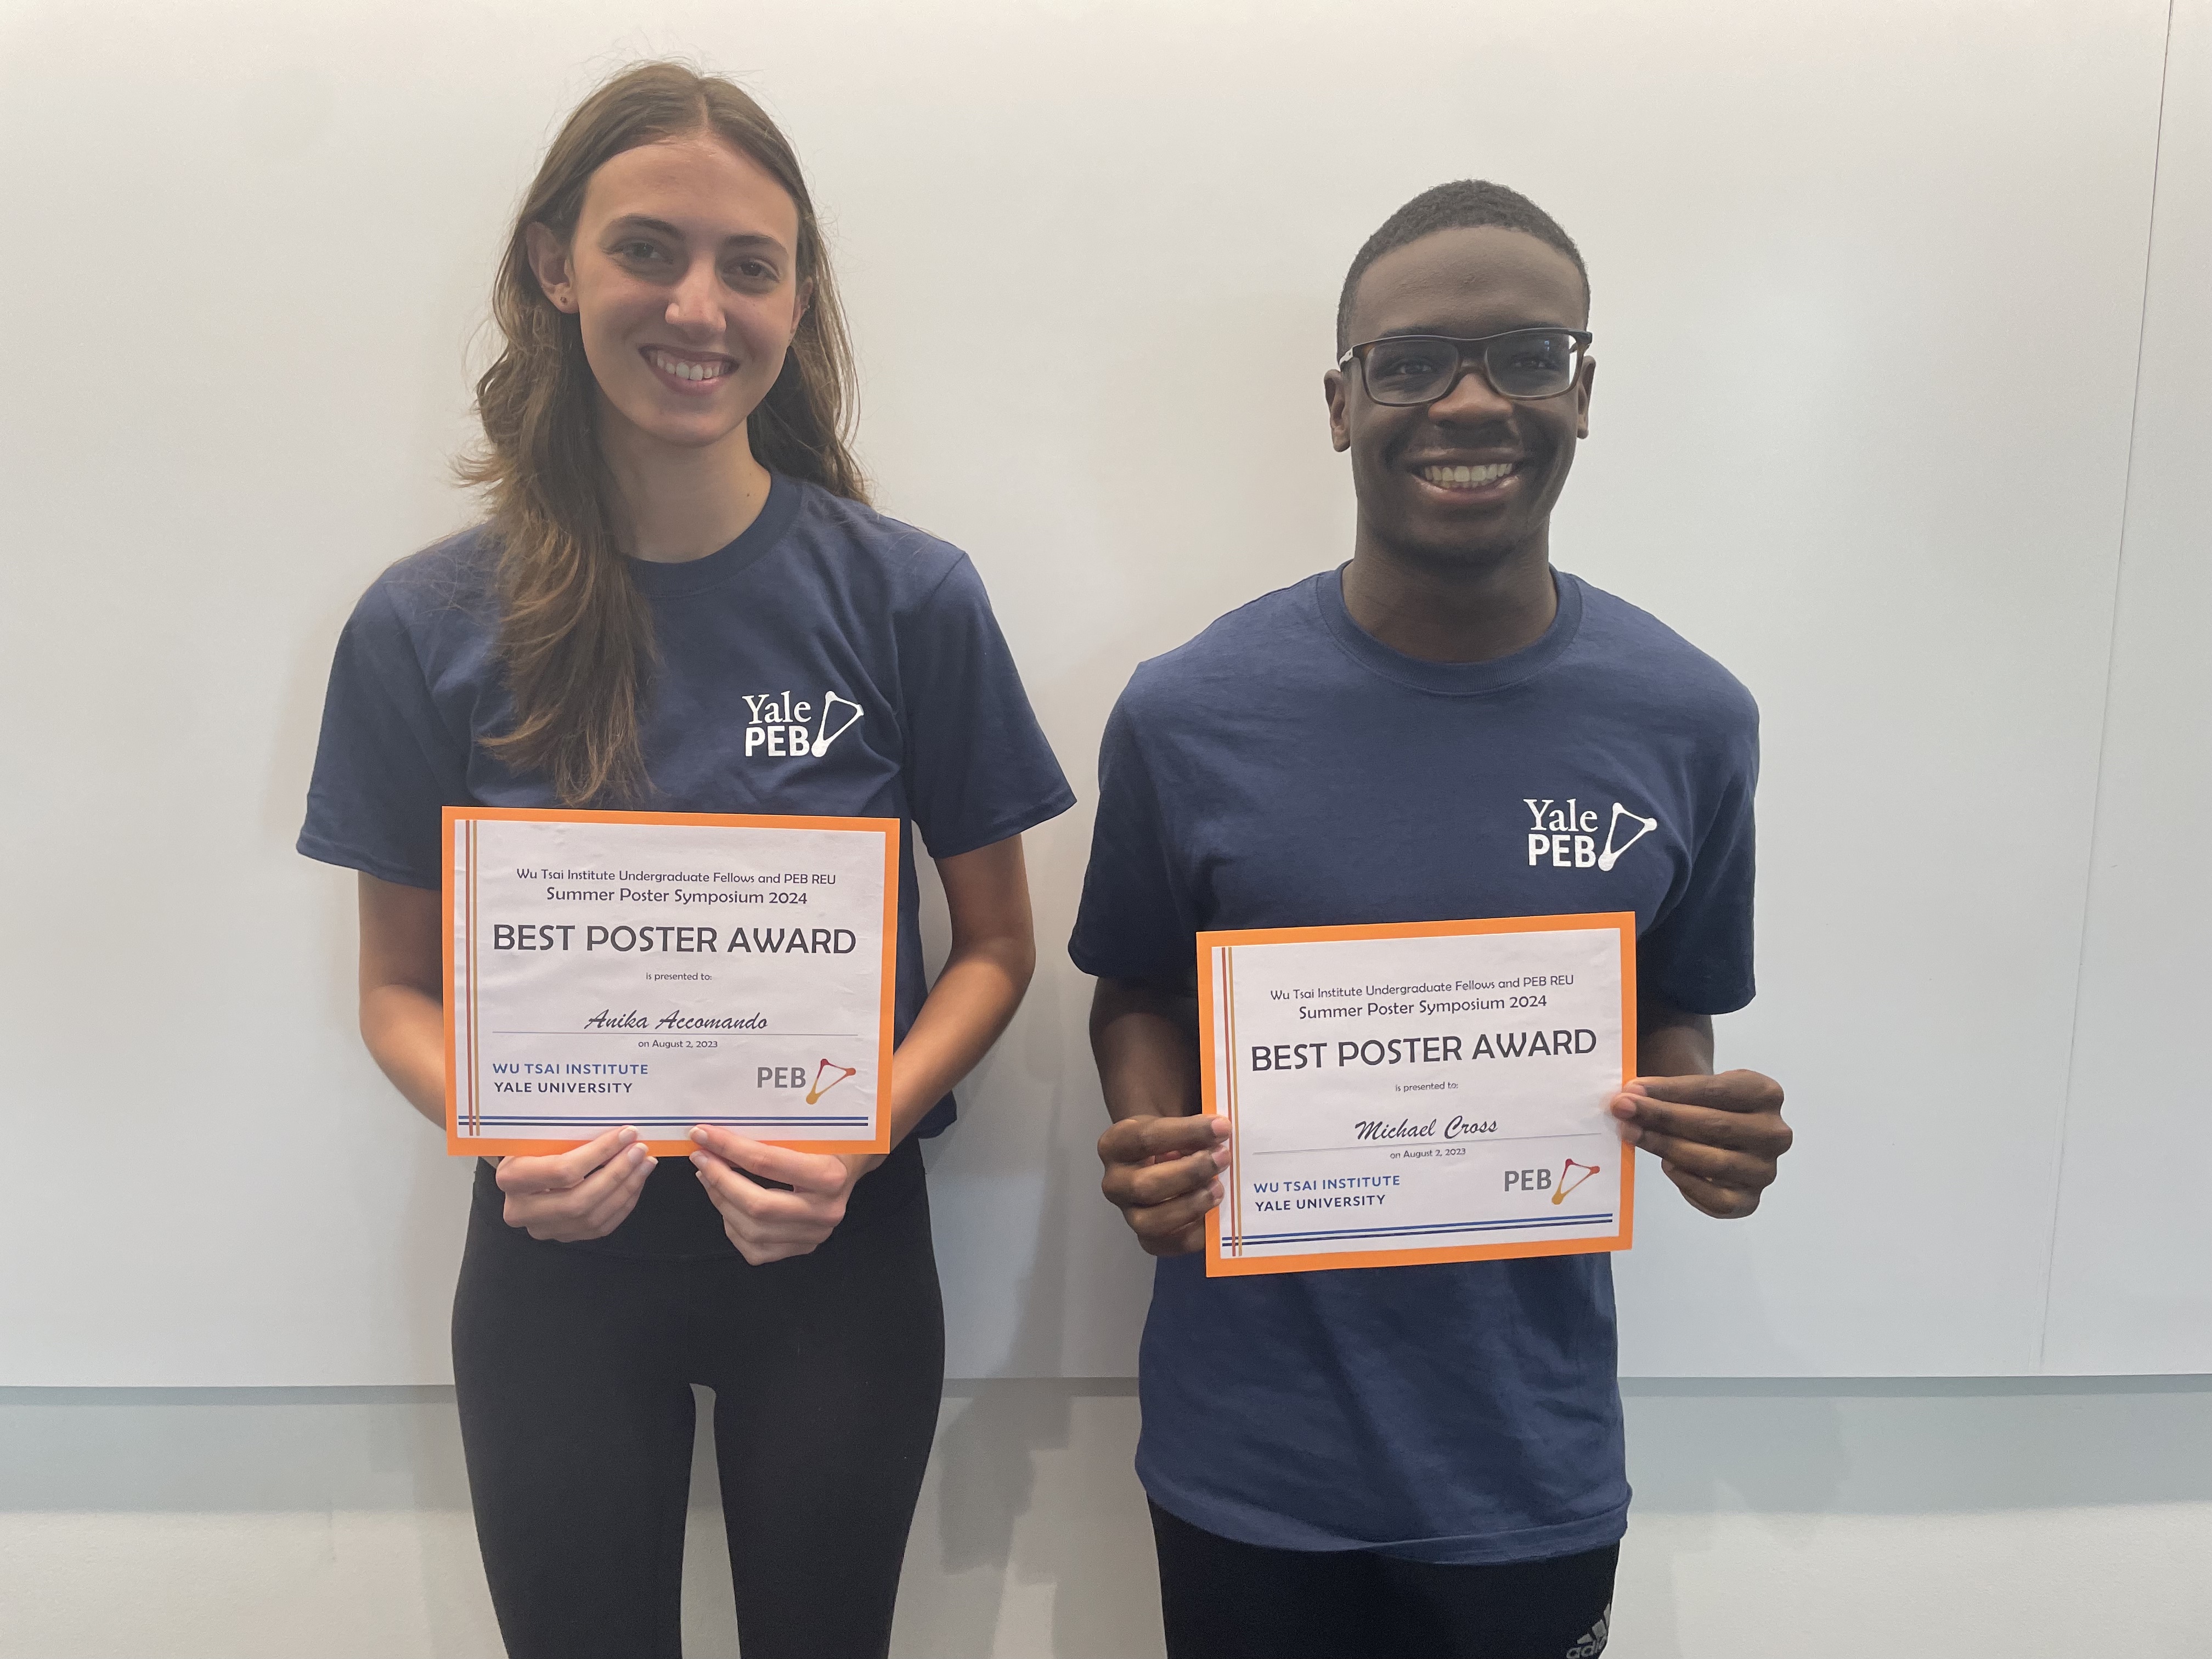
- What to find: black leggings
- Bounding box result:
[452,1141,944,1659]
[1151,1500,1617,1659]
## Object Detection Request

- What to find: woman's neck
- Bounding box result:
[600,404,775,565]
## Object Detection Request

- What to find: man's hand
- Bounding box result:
[1097,1114,1231,1256]
[1610,1070,1791,1218]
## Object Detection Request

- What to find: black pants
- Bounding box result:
[1152,1500,1617,1659]
[452,1142,944,1659]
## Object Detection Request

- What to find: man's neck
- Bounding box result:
[1340,529,1558,664]
[601,404,774,566]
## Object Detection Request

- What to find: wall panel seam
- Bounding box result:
[2033,0,2181,1374]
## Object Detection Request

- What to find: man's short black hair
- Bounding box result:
[1335,180,1588,354]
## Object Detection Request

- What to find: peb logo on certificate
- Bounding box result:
[443,807,898,1158]
[1200,913,1637,1277]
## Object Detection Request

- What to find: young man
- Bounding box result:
[1070,182,1793,1659]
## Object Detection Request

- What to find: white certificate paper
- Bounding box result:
[445,808,898,1156]
[1201,914,1636,1276]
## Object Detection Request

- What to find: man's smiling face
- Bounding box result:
[1327,224,1594,571]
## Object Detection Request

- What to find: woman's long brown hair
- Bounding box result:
[460,61,866,805]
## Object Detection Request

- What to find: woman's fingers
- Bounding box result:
[577,1144,658,1228]
[696,1178,831,1240]
[691,1146,789,1217]
[689,1127,849,1194]
[690,1139,852,1264]
[731,1239,802,1266]
[713,1207,836,1265]
[496,1126,637,1195]
[505,1136,656,1240]
[565,1139,656,1207]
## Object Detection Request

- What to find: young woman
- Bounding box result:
[298,63,1071,1659]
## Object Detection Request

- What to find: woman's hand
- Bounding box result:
[494,1126,657,1242]
[689,1126,879,1265]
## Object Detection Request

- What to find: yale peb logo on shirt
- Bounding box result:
[1523,797,1659,871]
[742,690,864,762]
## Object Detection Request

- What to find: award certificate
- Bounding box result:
[444,808,898,1157]
[1201,913,1636,1277]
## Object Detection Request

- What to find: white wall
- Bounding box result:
[2040,0,2212,1375]
[3,1378,2206,1658]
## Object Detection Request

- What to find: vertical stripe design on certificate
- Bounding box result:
[1222,944,1242,1257]
[441,808,900,1159]
[465,817,481,1138]
[1200,914,1637,1277]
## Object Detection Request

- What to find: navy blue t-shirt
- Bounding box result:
[302,475,1074,1250]
[1069,567,1757,1564]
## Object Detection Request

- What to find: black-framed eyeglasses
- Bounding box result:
[1338,328,1594,406]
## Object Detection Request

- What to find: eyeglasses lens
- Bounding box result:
[1361,331,1578,405]
[1485,331,1577,399]
[1363,338,1459,405]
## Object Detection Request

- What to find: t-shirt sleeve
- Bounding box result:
[296,580,471,890]
[1068,689,1194,983]
[1638,717,1758,1015]
[898,554,1075,858]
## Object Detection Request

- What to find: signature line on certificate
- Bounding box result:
[490,1030,866,1037]
[1251,1130,1615,1155]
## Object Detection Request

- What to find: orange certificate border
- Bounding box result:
[1199,912,1638,1278]
[442,806,899,1159]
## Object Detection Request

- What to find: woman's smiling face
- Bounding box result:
[526,134,807,454]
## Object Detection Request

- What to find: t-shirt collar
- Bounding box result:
[624,471,804,599]
[1313,562,1583,696]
